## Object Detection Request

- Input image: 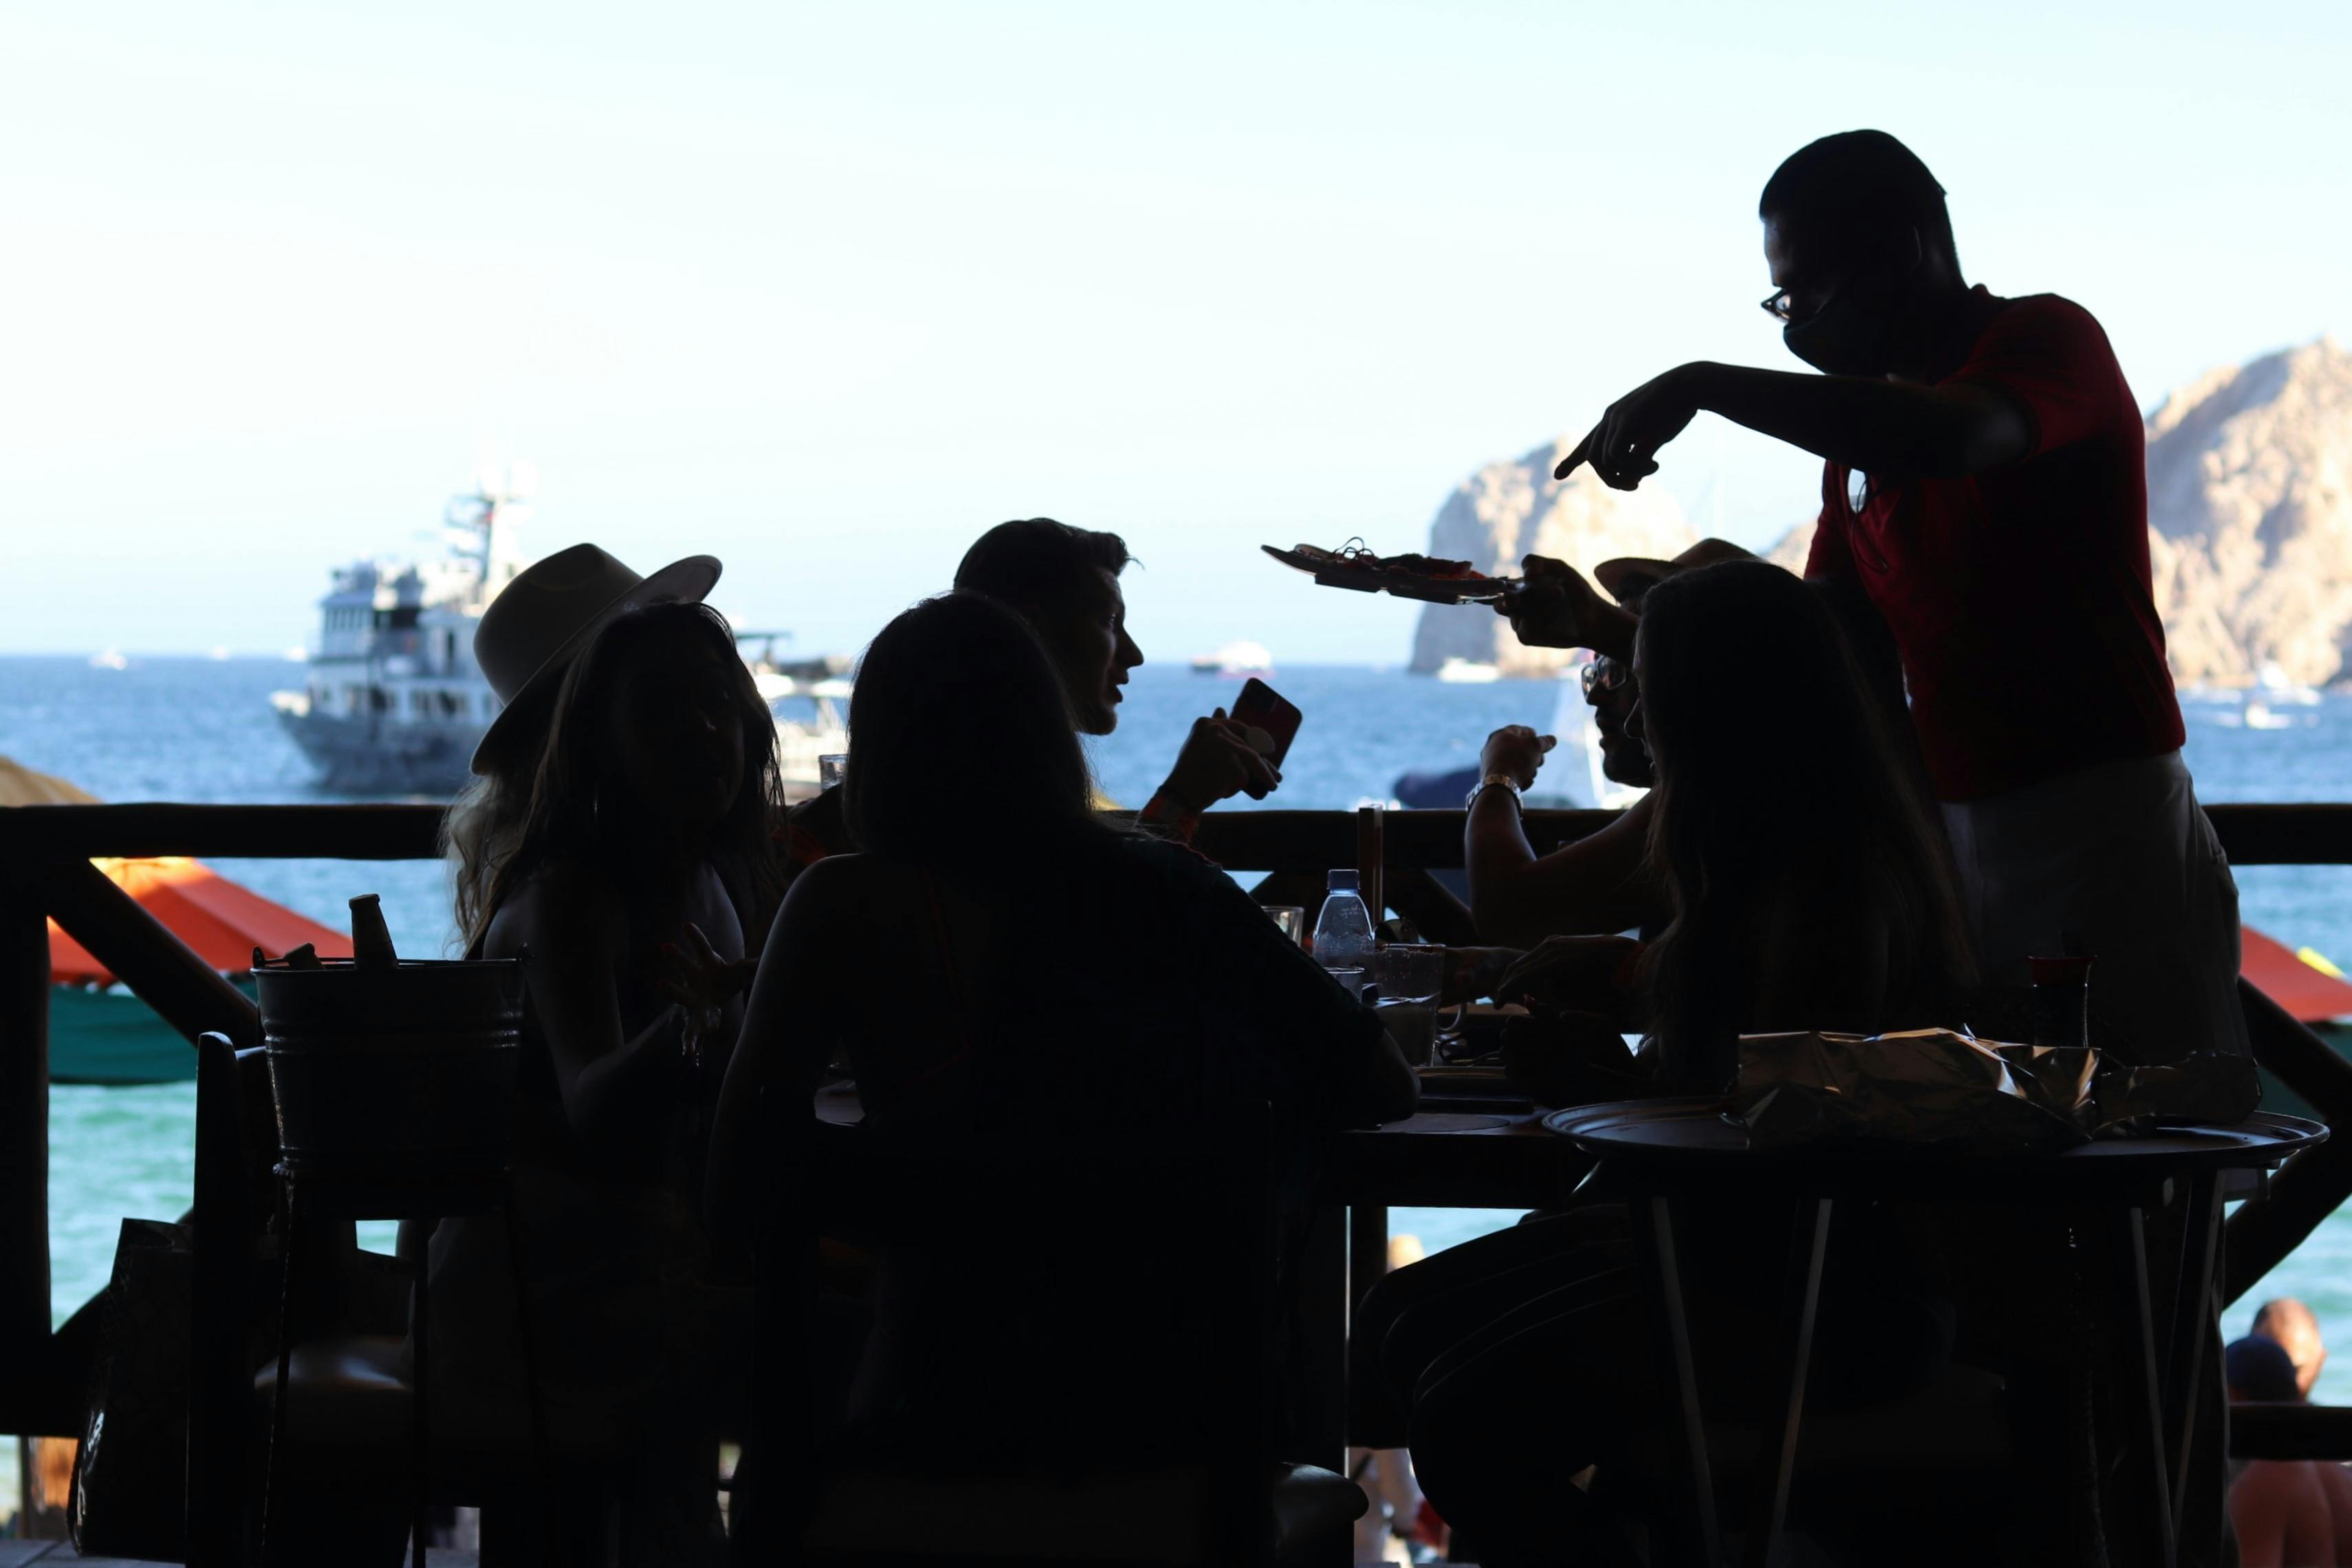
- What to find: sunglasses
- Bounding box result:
[1581,657,1632,697]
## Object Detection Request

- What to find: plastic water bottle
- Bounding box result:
[1312,870,1375,995]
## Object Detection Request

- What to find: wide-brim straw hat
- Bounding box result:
[470,543,721,774]
[1591,537,1760,611]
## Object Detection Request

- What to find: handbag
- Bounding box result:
[72,1217,194,1560]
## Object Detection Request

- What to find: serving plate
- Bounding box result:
[1260,544,1520,605]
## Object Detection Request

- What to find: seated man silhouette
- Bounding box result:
[785,518,1278,866]
[2226,1329,2352,1567]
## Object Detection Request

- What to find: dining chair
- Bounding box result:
[734,1091,1366,1567]
[184,1032,629,1567]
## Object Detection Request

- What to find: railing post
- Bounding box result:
[1355,804,1385,924]
[0,860,52,1422]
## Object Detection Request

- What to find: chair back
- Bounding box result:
[743,1089,1280,1565]
[186,1031,275,1567]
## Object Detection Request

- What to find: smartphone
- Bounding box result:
[1230,678,1303,768]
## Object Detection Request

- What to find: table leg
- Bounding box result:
[1348,1203,1388,1320]
[1743,1197,1830,1568]
[1630,1194,1722,1568]
[2164,1172,2225,1545]
[2109,1206,2177,1568]
[260,1179,303,1568]
[411,1217,430,1568]
[1297,1201,1350,1568]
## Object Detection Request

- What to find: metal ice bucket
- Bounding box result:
[252,955,525,1179]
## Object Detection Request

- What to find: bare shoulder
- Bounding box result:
[2316,1461,2352,1565]
[2232,1459,2332,1562]
[483,860,628,964]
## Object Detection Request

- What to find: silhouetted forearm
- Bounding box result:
[1467,794,1662,947]
[1685,362,2031,479]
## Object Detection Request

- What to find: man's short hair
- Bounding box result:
[1759,129,1958,270]
[953,519,1131,616]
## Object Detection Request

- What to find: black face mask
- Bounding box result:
[1782,281,1895,377]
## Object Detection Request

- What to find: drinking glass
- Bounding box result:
[1372,944,1444,1005]
[818,753,849,791]
[1263,905,1307,946]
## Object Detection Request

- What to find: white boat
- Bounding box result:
[1191,640,1274,679]
[2245,699,2297,731]
[2258,661,2324,706]
[1434,658,1502,684]
[271,479,529,793]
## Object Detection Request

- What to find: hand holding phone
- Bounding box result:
[1229,677,1303,768]
[1160,679,1301,812]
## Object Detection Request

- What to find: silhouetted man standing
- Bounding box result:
[1514,128,2244,1071]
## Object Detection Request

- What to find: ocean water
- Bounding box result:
[5,658,2352,1400]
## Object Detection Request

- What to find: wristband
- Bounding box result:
[1139,786,1206,844]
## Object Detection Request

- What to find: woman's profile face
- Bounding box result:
[599,629,746,829]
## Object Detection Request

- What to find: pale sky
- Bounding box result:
[5,1,2349,662]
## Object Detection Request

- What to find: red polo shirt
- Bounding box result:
[1805,288,2184,802]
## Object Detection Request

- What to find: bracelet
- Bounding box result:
[1465,772,1524,810]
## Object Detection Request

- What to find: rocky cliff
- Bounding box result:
[1407,436,1695,676]
[2148,337,2352,686]
[1750,338,2352,688]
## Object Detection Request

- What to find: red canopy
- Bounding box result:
[2241,924,2352,1024]
[49,858,351,986]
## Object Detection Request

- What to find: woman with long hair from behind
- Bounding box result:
[424,598,782,1565]
[710,591,1414,1468]
[1383,562,1974,1567]
[1634,557,1975,1091]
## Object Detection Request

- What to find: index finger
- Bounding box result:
[1553,428,1596,482]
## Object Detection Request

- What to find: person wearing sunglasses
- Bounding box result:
[1464,542,1761,949]
[1499,128,2241,1080]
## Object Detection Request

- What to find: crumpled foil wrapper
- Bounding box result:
[1736,1030,2263,1155]
[1737,1030,2095,1156]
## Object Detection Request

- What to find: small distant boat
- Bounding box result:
[1192,640,1274,679]
[2245,698,2296,730]
[2258,661,2324,706]
[88,650,128,671]
[1434,658,1501,684]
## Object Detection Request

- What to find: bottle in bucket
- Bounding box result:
[349,893,400,968]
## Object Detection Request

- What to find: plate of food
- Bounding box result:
[1261,541,1520,605]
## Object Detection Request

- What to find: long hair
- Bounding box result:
[464,600,782,949]
[845,591,1111,870]
[444,765,531,955]
[1634,560,1974,1092]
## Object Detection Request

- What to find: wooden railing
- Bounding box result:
[6,801,2352,1435]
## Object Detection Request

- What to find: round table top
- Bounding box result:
[1543,1098,2327,1187]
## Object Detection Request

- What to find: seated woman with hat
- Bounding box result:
[422,545,781,1560]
